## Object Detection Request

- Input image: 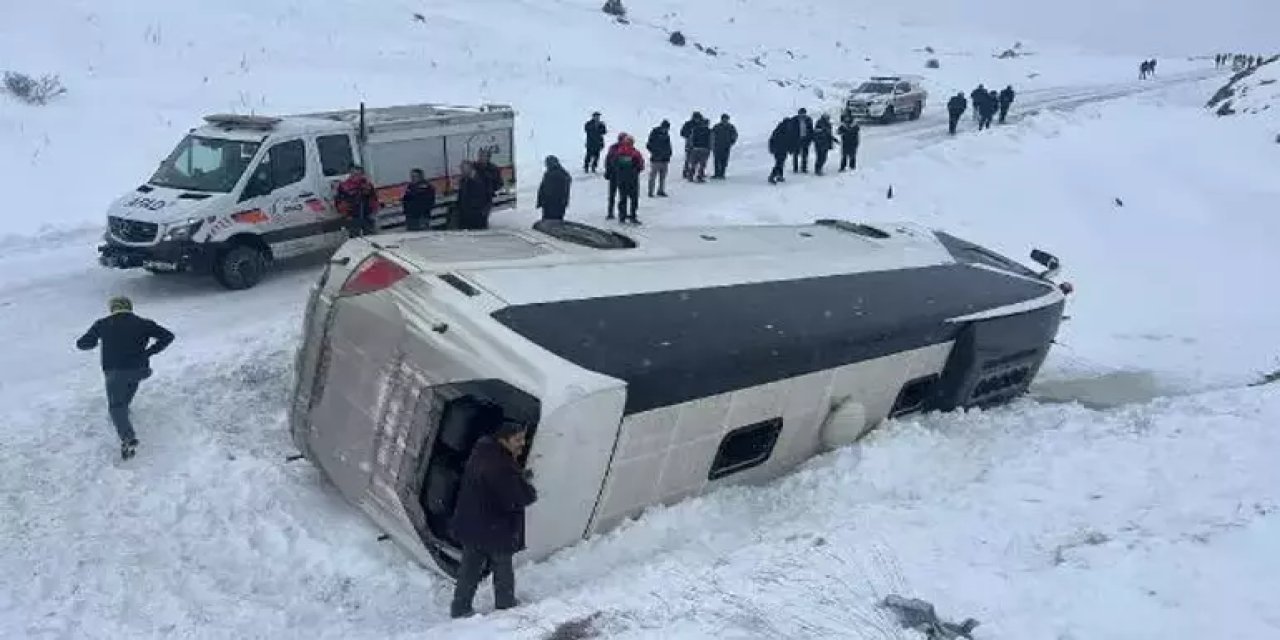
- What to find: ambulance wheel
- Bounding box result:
[214,244,268,290]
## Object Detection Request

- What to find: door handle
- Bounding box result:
[298,192,315,198]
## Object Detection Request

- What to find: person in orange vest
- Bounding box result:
[335,165,380,236]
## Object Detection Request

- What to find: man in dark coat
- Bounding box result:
[535,155,571,221]
[997,85,1016,124]
[811,114,835,175]
[946,92,967,135]
[710,114,738,179]
[837,114,861,171]
[401,168,436,231]
[583,112,606,173]
[790,108,814,173]
[686,116,712,182]
[76,296,175,460]
[768,117,797,184]
[970,84,987,122]
[452,161,492,230]
[679,111,703,179]
[605,133,646,223]
[449,421,538,618]
[645,120,673,197]
[474,149,504,199]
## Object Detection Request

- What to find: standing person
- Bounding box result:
[997,85,1016,124]
[603,133,625,219]
[837,113,861,171]
[645,120,673,198]
[1149,58,1157,77]
[535,155,572,221]
[474,149,503,200]
[401,168,436,231]
[946,92,967,135]
[686,116,712,183]
[335,165,379,237]
[710,114,738,180]
[767,116,796,184]
[452,161,492,230]
[981,90,1000,130]
[583,112,607,174]
[679,111,703,180]
[606,133,645,223]
[970,84,987,122]
[448,421,538,619]
[76,296,175,460]
[811,114,835,176]
[791,108,814,173]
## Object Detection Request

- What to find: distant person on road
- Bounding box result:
[449,420,538,619]
[768,116,797,184]
[645,120,673,197]
[946,92,967,135]
[838,113,861,171]
[401,168,436,231]
[685,116,713,183]
[535,155,571,221]
[606,133,645,223]
[811,114,835,175]
[336,165,379,237]
[710,114,739,179]
[997,85,1016,124]
[583,112,607,174]
[791,108,814,173]
[76,296,174,461]
[452,161,492,230]
[970,84,987,122]
[604,133,624,217]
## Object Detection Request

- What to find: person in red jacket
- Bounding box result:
[604,133,645,224]
[335,166,380,237]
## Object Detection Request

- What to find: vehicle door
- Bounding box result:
[233,137,315,259]
[893,81,912,111]
[314,133,361,249]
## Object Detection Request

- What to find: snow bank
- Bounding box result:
[1207,57,1280,124]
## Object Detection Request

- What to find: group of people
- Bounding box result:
[1138,59,1159,79]
[766,108,861,184]
[333,150,506,236]
[1216,53,1270,71]
[945,84,1016,134]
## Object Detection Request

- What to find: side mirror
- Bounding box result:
[1030,249,1060,278]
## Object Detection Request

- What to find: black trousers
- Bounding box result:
[998,103,1011,123]
[814,147,830,174]
[616,181,639,221]
[840,145,858,171]
[346,214,374,237]
[791,141,811,172]
[948,112,961,134]
[769,151,787,182]
[607,179,618,217]
[584,145,602,173]
[712,148,731,177]
[451,547,515,616]
[405,212,429,231]
[105,368,150,444]
[541,206,565,221]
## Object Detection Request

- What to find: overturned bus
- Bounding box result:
[287,218,1072,576]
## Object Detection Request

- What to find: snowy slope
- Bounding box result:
[3,0,1280,638]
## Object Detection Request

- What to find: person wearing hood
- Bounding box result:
[605,133,646,223]
[679,111,703,180]
[946,92,967,135]
[837,113,861,171]
[811,114,836,176]
[970,84,987,122]
[535,155,572,221]
[790,108,814,173]
[646,120,673,198]
[710,114,738,179]
[583,112,607,173]
[768,116,797,184]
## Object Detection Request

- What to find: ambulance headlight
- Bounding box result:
[165,219,203,241]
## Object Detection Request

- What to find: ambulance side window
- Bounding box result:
[242,139,306,201]
[318,135,354,177]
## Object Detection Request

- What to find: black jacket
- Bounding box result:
[536,165,572,211]
[475,161,503,197]
[769,118,799,156]
[646,126,673,162]
[813,119,835,151]
[999,87,1015,106]
[76,312,174,372]
[401,180,436,219]
[454,174,492,229]
[837,122,860,148]
[584,119,607,150]
[947,95,968,115]
[794,114,814,143]
[711,122,738,151]
[688,120,713,149]
[449,437,538,554]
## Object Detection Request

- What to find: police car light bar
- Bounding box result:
[203,114,283,130]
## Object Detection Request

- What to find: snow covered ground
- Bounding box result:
[3,1,1280,639]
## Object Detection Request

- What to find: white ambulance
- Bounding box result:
[97,103,516,290]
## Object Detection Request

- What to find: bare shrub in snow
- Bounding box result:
[925,58,940,69]
[543,612,604,640]
[601,0,626,18]
[3,71,67,105]
[669,31,686,46]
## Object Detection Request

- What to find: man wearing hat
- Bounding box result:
[449,419,538,618]
[76,296,175,460]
